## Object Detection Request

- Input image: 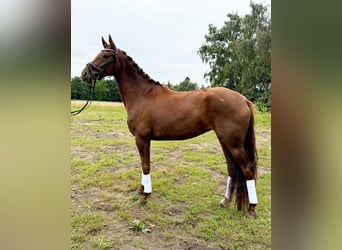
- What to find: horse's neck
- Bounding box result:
[114,54,154,109]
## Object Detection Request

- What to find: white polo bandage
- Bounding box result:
[141,173,152,193]
[246,179,258,204]
[225,176,231,199]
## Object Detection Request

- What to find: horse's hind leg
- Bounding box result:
[229,146,258,218]
[216,130,257,217]
[219,145,235,208]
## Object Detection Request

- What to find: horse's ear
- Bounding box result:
[102,37,110,48]
[108,34,117,50]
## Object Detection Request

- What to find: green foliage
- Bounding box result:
[255,101,269,113]
[71,76,89,100]
[198,2,271,109]
[71,77,121,102]
[167,77,199,91]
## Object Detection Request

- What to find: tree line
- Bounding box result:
[71,76,201,102]
[72,2,270,109]
[71,76,121,101]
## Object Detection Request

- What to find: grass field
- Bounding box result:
[71,101,271,249]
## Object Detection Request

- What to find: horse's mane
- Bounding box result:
[120,50,162,86]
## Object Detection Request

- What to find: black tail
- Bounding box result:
[245,100,258,180]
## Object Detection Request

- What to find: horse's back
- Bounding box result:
[157,86,250,123]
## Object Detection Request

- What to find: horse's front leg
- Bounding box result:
[135,136,152,204]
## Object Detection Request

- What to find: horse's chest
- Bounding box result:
[126,114,151,137]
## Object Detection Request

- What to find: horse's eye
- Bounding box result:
[103,55,110,59]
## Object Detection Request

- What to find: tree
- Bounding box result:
[93,79,121,101]
[167,77,199,91]
[71,77,121,102]
[198,2,271,109]
[176,77,199,91]
[71,76,88,100]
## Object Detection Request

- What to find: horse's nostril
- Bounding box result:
[82,71,87,77]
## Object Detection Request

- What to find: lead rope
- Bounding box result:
[71,78,96,116]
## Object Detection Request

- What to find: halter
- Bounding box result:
[86,49,117,80]
[71,49,117,115]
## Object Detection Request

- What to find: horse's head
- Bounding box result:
[81,35,118,84]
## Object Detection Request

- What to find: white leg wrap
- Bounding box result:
[141,173,152,193]
[225,176,231,199]
[246,179,258,204]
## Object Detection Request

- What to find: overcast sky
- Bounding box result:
[71,0,270,85]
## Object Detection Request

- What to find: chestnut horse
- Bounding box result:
[81,35,258,218]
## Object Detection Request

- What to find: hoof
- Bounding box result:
[245,211,257,219]
[137,193,151,204]
[219,197,231,208]
[136,185,144,195]
[246,204,257,219]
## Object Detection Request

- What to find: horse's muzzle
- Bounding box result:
[81,68,91,83]
[81,67,98,85]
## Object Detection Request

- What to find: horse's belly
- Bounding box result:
[151,120,211,140]
[152,130,211,140]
